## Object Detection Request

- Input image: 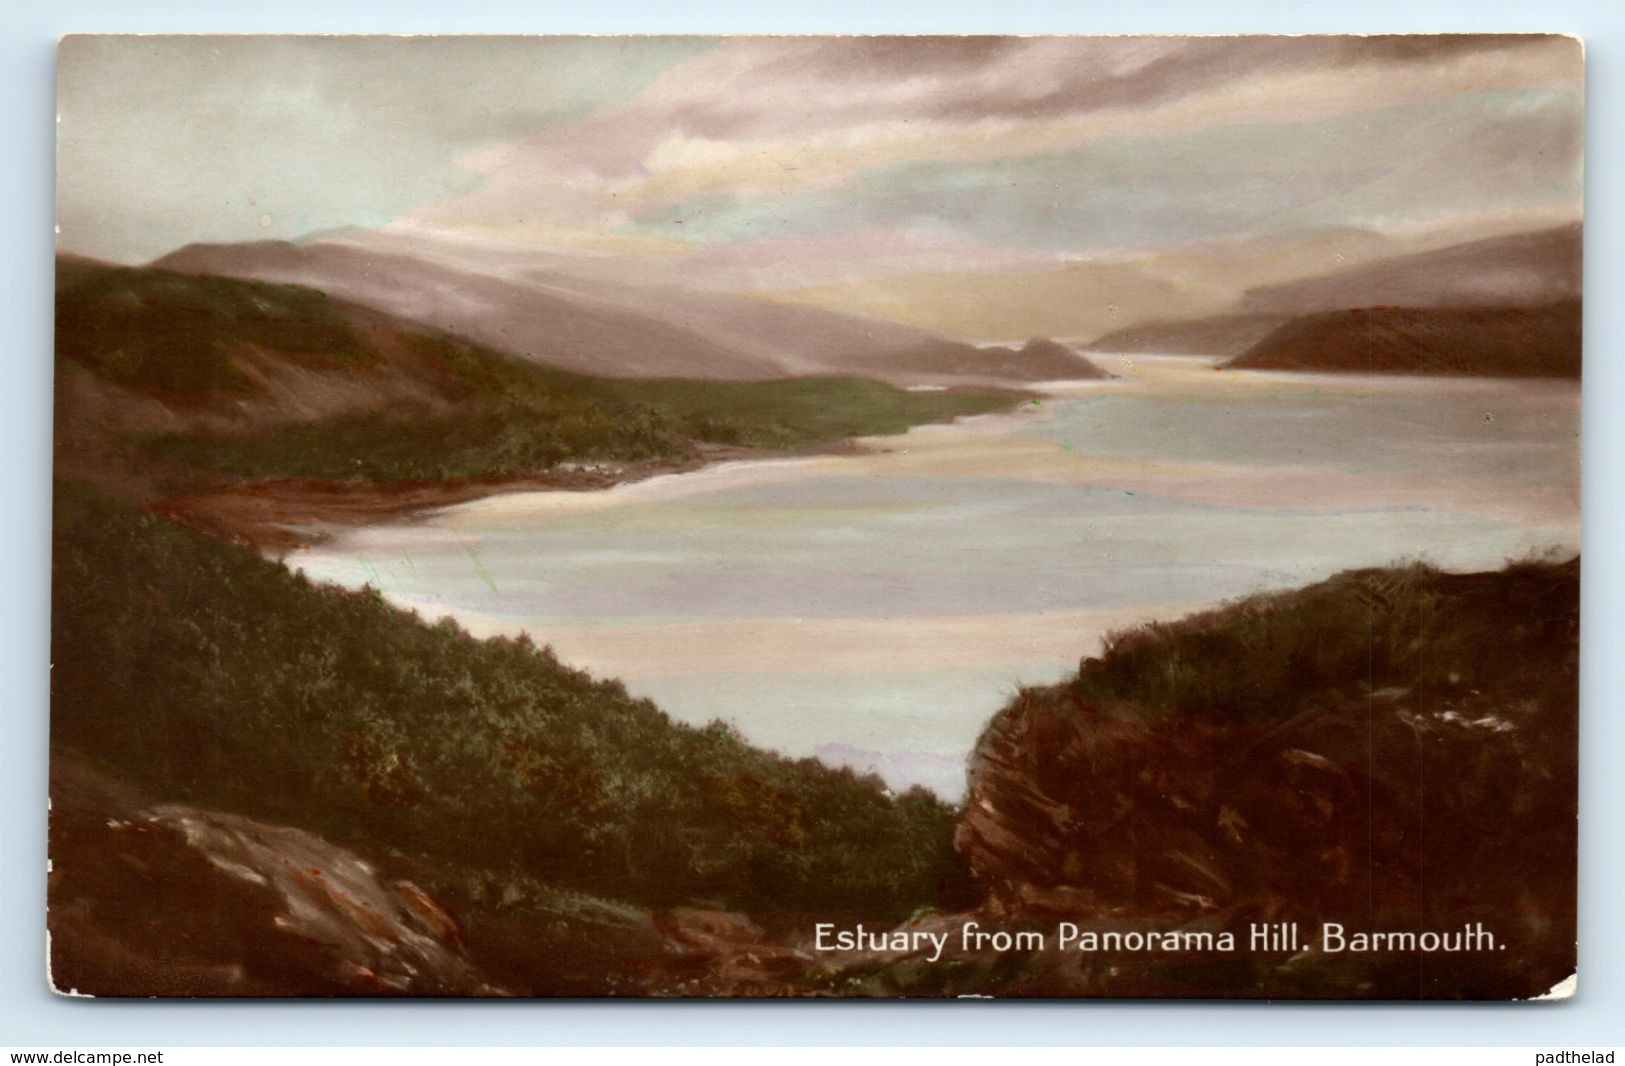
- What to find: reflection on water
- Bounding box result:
[292,357,1580,798]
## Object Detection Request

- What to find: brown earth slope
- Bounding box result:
[48,756,498,997]
[944,559,1578,999]
[1223,302,1580,377]
[49,755,821,997]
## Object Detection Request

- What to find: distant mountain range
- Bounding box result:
[1239,223,1580,314]
[100,216,1585,391]
[1080,313,1291,359]
[752,217,1575,339]
[53,256,1023,548]
[1079,224,1581,377]
[155,233,1107,386]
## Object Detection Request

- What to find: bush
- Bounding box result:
[51,481,967,920]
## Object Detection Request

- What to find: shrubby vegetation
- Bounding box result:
[52,481,968,919]
[945,556,1579,998]
[610,375,1014,451]
[143,367,1011,482]
[51,261,998,927]
[57,260,1013,482]
[56,258,364,394]
[144,405,684,482]
[1066,556,1579,725]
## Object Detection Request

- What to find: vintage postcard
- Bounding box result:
[49,34,1581,999]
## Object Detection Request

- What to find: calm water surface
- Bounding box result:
[292,356,1580,798]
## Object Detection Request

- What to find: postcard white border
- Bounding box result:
[4,0,1621,1047]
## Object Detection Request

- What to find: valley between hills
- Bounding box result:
[49,219,1579,999]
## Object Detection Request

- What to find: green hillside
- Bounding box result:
[57,259,1015,484]
[51,481,968,920]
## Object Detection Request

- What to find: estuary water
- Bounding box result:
[291,356,1580,798]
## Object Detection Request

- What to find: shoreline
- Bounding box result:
[147,441,835,556]
[144,394,1039,556]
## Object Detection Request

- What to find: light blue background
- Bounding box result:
[2,0,1619,1047]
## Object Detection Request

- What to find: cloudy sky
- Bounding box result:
[57,34,1583,278]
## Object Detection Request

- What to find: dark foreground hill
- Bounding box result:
[1224,302,1581,378]
[923,557,1578,999]
[50,482,971,994]
[50,507,1578,997]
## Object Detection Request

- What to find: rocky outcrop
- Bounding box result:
[48,759,498,997]
[952,560,1579,999]
[46,757,839,998]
